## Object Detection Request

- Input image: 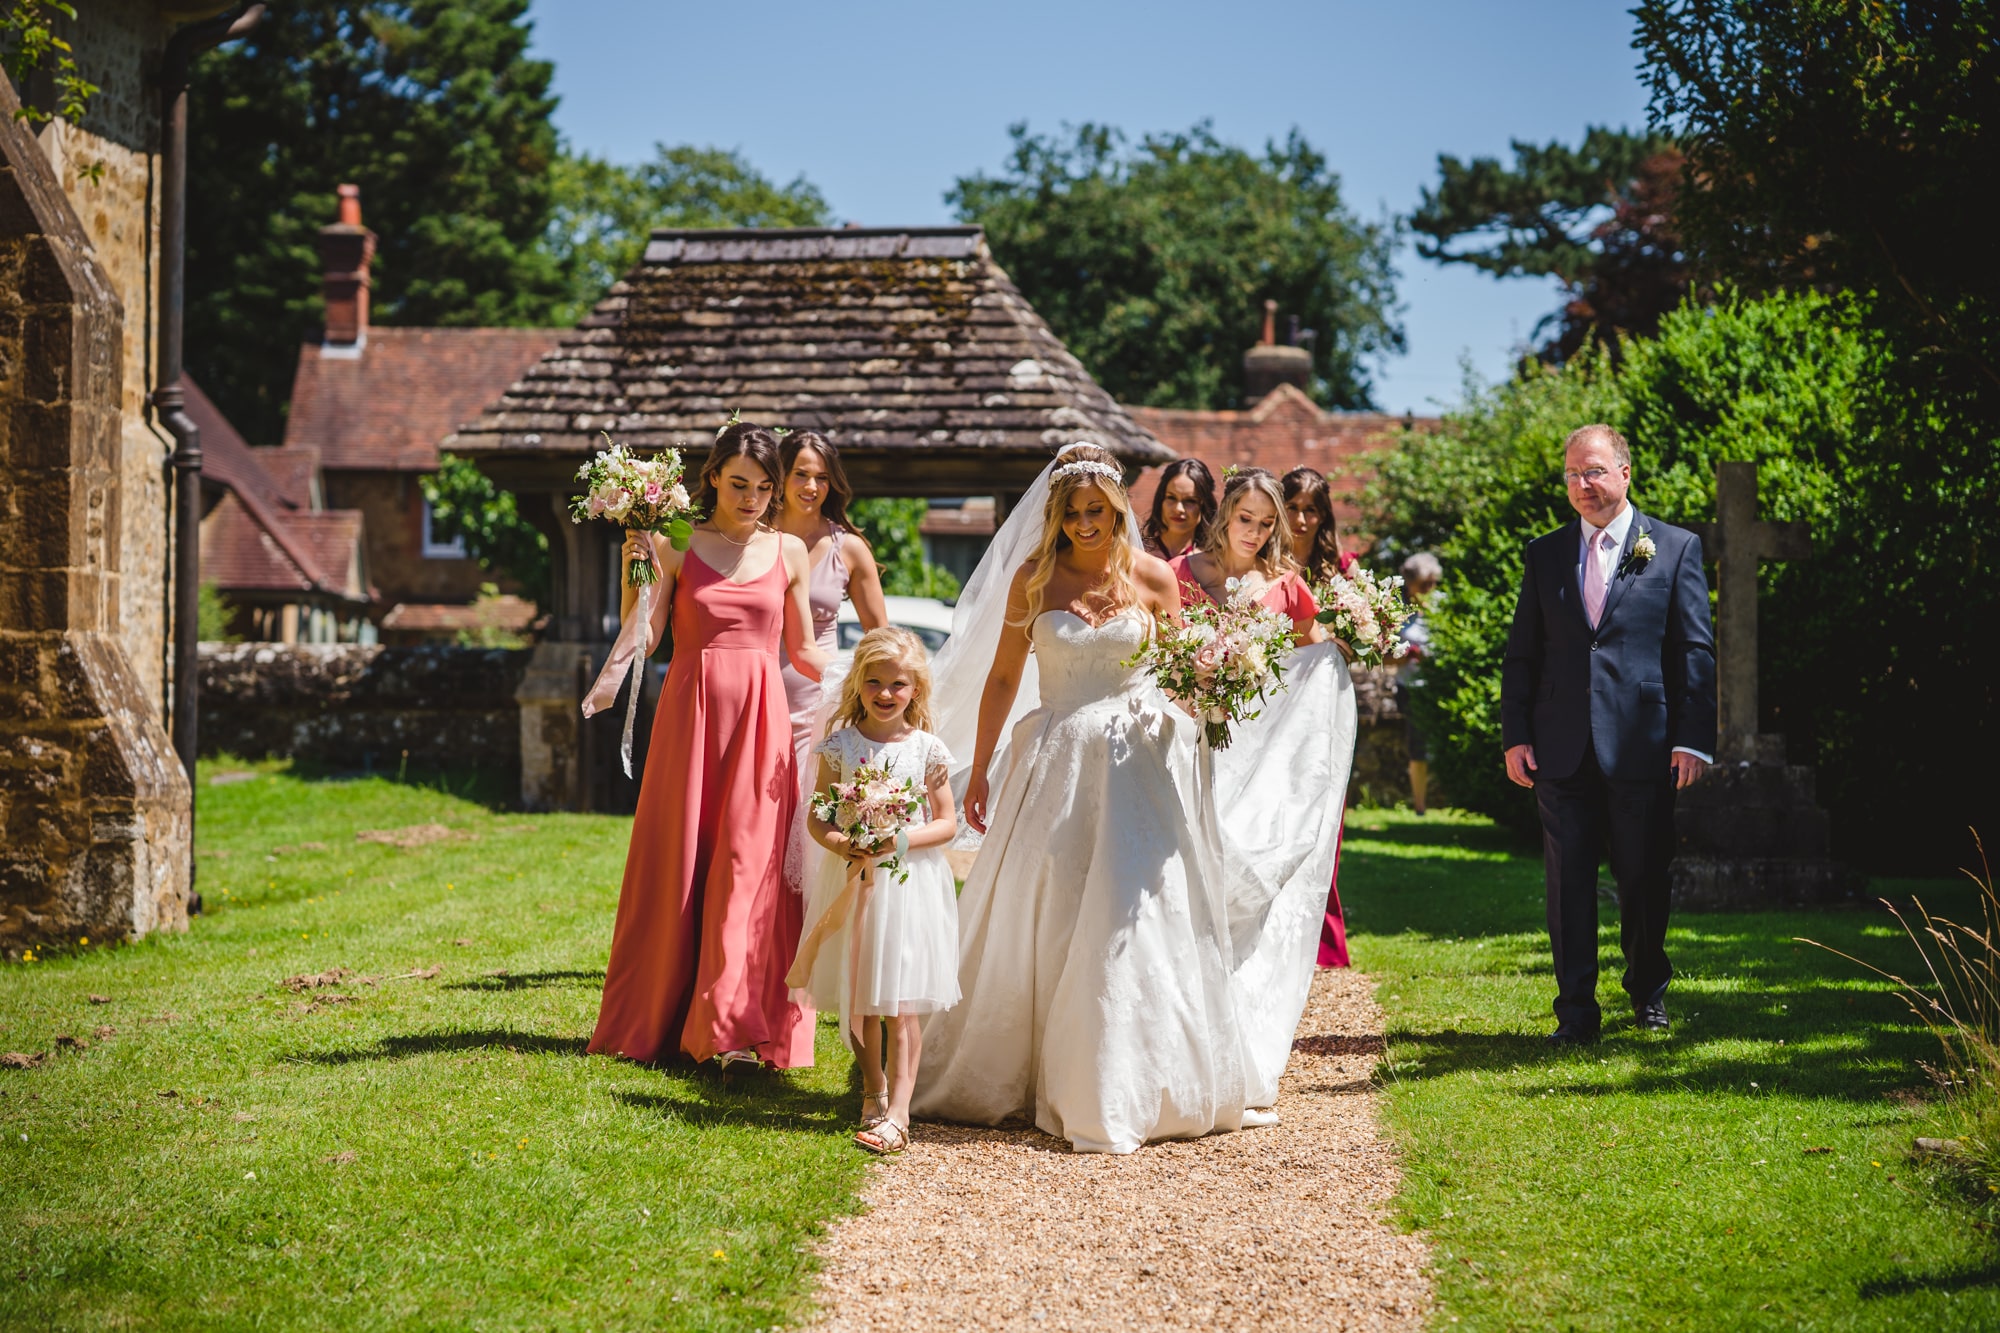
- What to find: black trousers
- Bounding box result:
[1534,745,1677,1031]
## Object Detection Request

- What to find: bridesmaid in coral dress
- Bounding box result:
[584,422,829,1069]
[1283,467,1359,969]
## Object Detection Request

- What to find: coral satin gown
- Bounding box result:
[588,549,814,1067]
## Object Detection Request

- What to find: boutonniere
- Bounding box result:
[1625,529,1657,572]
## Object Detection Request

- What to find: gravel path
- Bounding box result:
[803,967,1432,1332]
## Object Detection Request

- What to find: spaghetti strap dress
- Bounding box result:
[588,547,815,1067]
[781,531,848,772]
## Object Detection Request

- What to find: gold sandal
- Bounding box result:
[856,1119,909,1155]
[860,1091,890,1128]
[715,1048,762,1072]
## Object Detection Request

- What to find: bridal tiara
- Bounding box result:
[1052,459,1122,485]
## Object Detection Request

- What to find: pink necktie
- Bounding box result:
[1584,529,1614,627]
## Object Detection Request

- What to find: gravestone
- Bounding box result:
[1672,462,1860,908]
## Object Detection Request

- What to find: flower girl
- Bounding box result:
[788,627,960,1154]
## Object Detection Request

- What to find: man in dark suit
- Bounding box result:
[1502,424,1716,1044]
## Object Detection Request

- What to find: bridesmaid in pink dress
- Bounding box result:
[1282,467,1357,969]
[585,423,829,1069]
[775,432,887,771]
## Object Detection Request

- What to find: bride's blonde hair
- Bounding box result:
[831,627,934,733]
[1012,445,1138,626]
[1203,468,1294,579]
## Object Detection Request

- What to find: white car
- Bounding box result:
[834,595,954,662]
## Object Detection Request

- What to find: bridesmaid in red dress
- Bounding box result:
[1282,467,1357,968]
[585,423,829,1069]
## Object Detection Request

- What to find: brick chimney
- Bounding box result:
[317,183,375,357]
[1243,297,1313,403]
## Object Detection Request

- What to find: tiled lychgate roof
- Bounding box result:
[285,327,566,471]
[444,228,1172,483]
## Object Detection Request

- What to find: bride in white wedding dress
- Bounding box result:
[911,444,1251,1153]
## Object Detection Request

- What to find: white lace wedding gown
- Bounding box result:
[911,608,1249,1154]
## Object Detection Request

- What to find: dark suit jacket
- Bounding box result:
[1501,508,1716,784]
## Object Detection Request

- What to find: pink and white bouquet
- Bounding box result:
[1312,566,1410,667]
[810,760,925,882]
[1129,582,1296,749]
[568,433,698,586]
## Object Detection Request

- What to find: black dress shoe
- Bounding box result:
[1635,1005,1670,1032]
[1547,1026,1600,1047]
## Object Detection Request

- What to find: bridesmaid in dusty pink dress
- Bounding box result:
[775,431,887,771]
[584,422,829,1069]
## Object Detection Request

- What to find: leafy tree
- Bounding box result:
[185,0,564,443]
[2,1,95,127]
[420,453,548,599]
[1376,288,1998,870]
[1635,0,2000,407]
[1411,127,1688,362]
[196,582,239,642]
[848,500,961,601]
[951,122,1401,409]
[546,144,831,324]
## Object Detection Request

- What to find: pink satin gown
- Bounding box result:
[1170,556,1349,969]
[588,549,815,1066]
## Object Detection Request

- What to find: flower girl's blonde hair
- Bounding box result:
[832,627,935,733]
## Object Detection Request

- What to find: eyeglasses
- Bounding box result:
[1563,467,1613,486]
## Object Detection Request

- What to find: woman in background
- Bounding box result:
[774,431,888,768]
[1141,457,1219,560]
[1282,466,1356,585]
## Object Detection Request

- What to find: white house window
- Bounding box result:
[421,498,467,559]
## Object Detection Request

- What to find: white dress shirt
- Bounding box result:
[1578,503,1710,765]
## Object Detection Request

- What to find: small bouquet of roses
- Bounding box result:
[1311,566,1410,667]
[1129,582,1296,749]
[810,761,925,882]
[569,433,698,586]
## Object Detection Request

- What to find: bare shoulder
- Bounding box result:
[839,528,878,570]
[777,529,811,570]
[1131,551,1176,595]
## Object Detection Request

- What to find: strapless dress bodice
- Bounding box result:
[1030,609,1150,712]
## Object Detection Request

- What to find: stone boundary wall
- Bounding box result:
[198,644,529,778]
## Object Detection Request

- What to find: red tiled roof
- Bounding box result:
[1126,384,1434,547]
[380,596,538,633]
[186,378,307,511]
[199,492,370,602]
[285,327,566,471]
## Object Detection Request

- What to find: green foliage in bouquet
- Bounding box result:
[1372,288,2000,870]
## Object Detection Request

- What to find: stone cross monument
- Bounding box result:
[1672,461,1857,908]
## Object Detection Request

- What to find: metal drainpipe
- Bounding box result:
[154,3,267,894]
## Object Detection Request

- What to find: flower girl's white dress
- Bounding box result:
[794,727,961,1026]
[912,609,1249,1153]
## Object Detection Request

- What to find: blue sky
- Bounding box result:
[524,1,1654,415]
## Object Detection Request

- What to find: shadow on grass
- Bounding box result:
[279,758,518,812]
[1344,813,1973,1102]
[445,970,605,992]
[293,1027,590,1065]
[1858,1256,2000,1299]
[611,1082,850,1135]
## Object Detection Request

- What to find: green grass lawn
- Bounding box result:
[1342,807,2000,1330]
[8,770,1997,1330]
[0,760,867,1331]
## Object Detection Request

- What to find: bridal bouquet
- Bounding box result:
[568,434,698,587]
[1130,583,1295,749]
[1311,566,1410,667]
[810,761,925,882]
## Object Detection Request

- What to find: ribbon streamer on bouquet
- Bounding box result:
[580,537,660,778]
[617,581,653,778]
